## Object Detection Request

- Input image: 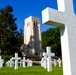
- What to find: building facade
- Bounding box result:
[23,16,42,57]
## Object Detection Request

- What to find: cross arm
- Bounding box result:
[18,57,21,60]
[42,7,64,27]
[57,0,74,14]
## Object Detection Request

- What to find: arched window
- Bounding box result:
[34,21,35,25]
[33,21,38,26]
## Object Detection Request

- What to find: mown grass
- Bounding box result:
[0,66,63,75]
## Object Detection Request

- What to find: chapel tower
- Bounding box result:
[24,16,42,57]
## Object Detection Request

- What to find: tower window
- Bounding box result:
[34,21,38,26]
[36,22,37,26]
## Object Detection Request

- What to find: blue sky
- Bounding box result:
[0,0,76,32]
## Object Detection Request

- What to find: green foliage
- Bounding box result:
[0,66,63,75]
[0,5,23,60]
[42,27,61,57]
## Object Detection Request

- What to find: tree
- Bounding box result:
[41,27,61,57]
[0,5,23,60]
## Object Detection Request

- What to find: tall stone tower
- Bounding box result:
[24,16,42,57]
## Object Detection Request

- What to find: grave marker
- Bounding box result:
[6,61,10,67]
[22,57,26,68]
[9,59,14,68]
[12,53,21,70]
[46,47,52,72]
[42,0,76,75]
[57,58,61,67]
[26,59,33,67]
[29,60,33,66]
[54,59,57,66]
[19,60,23,67]
[0,56,4,68]
[40,58,45,68]
[41,47,55,72]
[42,53,47,69]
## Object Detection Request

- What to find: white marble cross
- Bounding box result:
[46,47,52,72]
[42,52,55,70]
[9,59,14,68]
[53,59,57,66]
[51,53,55,57]
[57,58,61,67]
[42,53,47,69]
[22,57,26,68]
[43,47,52,72]
[9,59,12,68]
[26,59,33,67]
[12,53,21,70]
[40,58,45,68]
[42,0,76,75]
[26,59,30,67]
[29,60,33,66]
[6,61,10,67]
[0,56,2,68]
[19,60,23,66]
[0,56,4,68]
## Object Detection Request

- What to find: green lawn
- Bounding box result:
[0,66,63,75]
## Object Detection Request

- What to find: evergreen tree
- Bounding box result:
[0,5,23,60]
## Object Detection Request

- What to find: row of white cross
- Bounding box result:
[6,57,33,69]
[0,53,33,70]
[40,47,62,72]
[0,47,61,72]
[6,53,33,70]
[19,58,32,68]
[53,58,61,67]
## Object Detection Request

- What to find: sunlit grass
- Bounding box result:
[0,66,63,75]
